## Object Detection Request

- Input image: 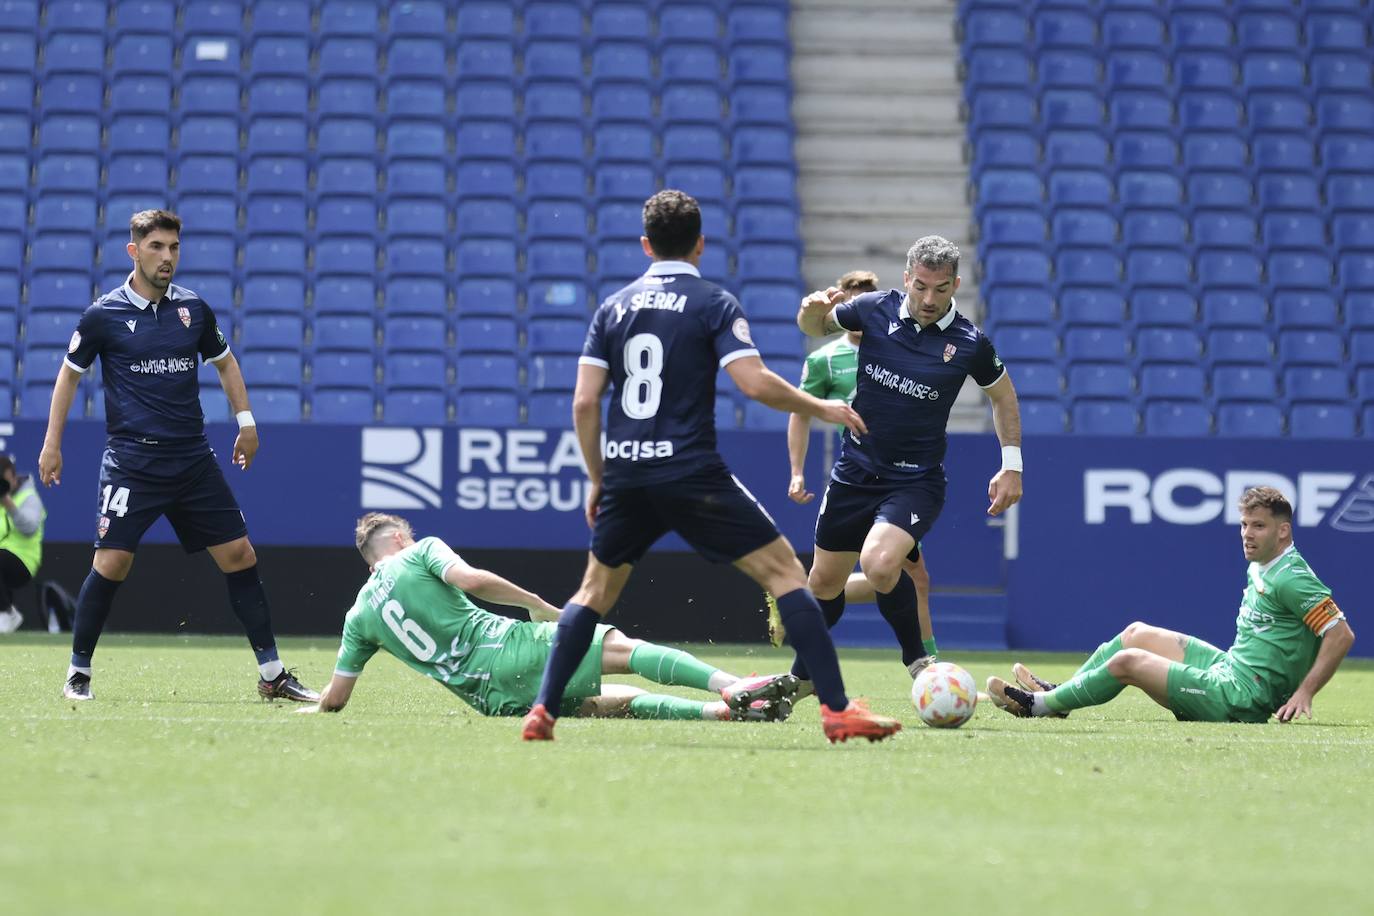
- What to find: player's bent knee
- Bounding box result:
[1107,648,1147,679]
[93,549,134,581]
[1120,621,1152,646]
[859,550,902,592]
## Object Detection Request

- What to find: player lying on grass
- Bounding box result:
[988,486,1356,723]
[306,513,801,722]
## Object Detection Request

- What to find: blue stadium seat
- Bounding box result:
[1047,169,1112,207]
[1278,330,1343,366]
[995,325,1058,362]
[713,395,739,431]
[456,121,517,163]
[1191,211,1256,249]
[526,123,587,164]
[525,392,572,427]
[1290,404,1356,439]
[240,351,302,388]
[109,114,171,154]
[729,43,789,86]
[1061,289,1125,326]
[1114,133,1177,170]
[175,273,233,310]
[318,38,377,79]
[241,274,305,315]
[1316,95,1374,133]
[1311,54,1371,93]
[1269,253,1333,291]
[1034,10,1095,49]
[35,154,98,191]
[385,161,444,199]
[591,123,654,165]
[1236,13,1300,51]
[251,1,309,36]
[524,40,583,84]
[383,316,447,355]
[182,0,242,36]
[240,315,304,352]
[1125,249,1191,288]
[456,392,519,426]
[41,33,102,75]
[1138,329,1203,364]
[311,315,376,354]
[1197,251,1263,288]
[528,353,579,392]
[37,114,100,155]
[112,34,173,77]
[659,4,721,45]
[383,278,447,318]
[1072,399,1137,434]
[1102,11,1165,50]
[1056,249,1120,287]
[966,10,1027,47]
[1354,332,1374,366]
[0,0,37,31]
[1121,211,1186,249]
[179,116,238,156]
[179,75,238,116]
[384,239,446,280]
[984,249,1051,288]
[1133,289,1197,327]
[1107,51,1168,90]
[662,85,723,124]
[457,2,514,39]
[741,399,789,432]
[319,1,379,39]
[457,41,517,82]
[454,316,518,354]
[182,36,242,77]
[455,239,517,280]
[1347,294,1374,331]
[311,352,375,388]
[1322,136,1374,177]
[25,309,83,346]
[316,197,379,239]
[1018,398,1067,434]
[454,81,513,121]
[523,84,582,124]
[385,121,447,162]
[1179,93,1241,133]
[453,353,517,391]
[387,38,447,82]
[1140,364,1206,401]
[20,345,70,384]
[967,49,1033,94]
[29,232,92,274]
[1010,361,1061,399]
[738,282,802,321]
[1068,363,1133,399]
[33,193,96,232]
[1201,291,1267,328]
[732,127,793,167]
[664,164,726,204]
[736,204,798,244]
[317,118,377,159]
[245,197,307,238]
[1041,90,1101,129]
[1144,402,1212,437]
[592,42,652,85]
[389,0,445,37]
[1037,50,1097,90]
[1208,330,1273,367]
[0,73,33,113]
[733,166,794,205]
[249,37,309,78]
[593,3,652,42]
[1050,208,1116,246]
[316,237,378,278]
[1340,253,1374,290]
[1182,134,1247,172]
[1249,93,1312,133]
[977,169,1042,210]
[312,388,376,423]
[453,199,517,239]
[1065,327,1130,363]
[1242,53,1305,91]
[1118,172,1184,209]
[1263,214,1325,250]
[1285,366,1349,403]
[526,317,585,356]
[591,84,653,124]
[1307,14,1367,52]
[975,131,1039,169]
[1327,175,1374,212]
[243,236,306,275]
[314,277,376,318]
[527,241,588,279]
[983,209,1047,246]
[40,75,101,114]
[1109,92,1172,131]
[970,90,1035,132]
[384,199,447,242]
[253,387,301,422]
[383,354,447,393]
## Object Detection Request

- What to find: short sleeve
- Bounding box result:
[198,301,231,364]
[708,292,760,368]
[798,351,829,397]
[1276,569,1342,636]
[334,611,380,676]
[579,307,609,369]
[832,290,881,333]
[971,332,1008,389]
[416,536,460,581]
[64,304,104,374]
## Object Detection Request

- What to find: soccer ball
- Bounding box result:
[911,662,978,728]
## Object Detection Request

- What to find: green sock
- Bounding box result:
[628,693,711,720]
[923,637,939,657]
[1044,662,1126,714]
[1073,635,1124,679]
[628,644,720,691]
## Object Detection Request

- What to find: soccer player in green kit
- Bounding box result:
[988,487,1356,723]
[308,513,798,723]
[774,270,938,678]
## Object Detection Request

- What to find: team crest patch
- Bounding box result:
[97,516,110,539]
[943,343,957,363]
[178,306,191,328]
[732,317,753,345]
[68,330,81,353]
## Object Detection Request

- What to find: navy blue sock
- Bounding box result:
[534,603,602,718]
[70,569,123,669]
[776,588,847,710]
[791,592,846,681]
[875,573,924,666]
[224,565,278,663]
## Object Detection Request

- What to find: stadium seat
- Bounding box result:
[1010,361,1061,399]
[1041,90,1101,129]
[312,388,376,423]
[1212,366,1276,403]
[1068,364,1133,399]
[1354,332,1374,366]
[453,353,517,392]
[1252,134,1315,174]
[383,278,447,318]
[1216,403,1284,437]
[33,193,96,232]
[386,199,448,240]
[526,317,586,355]
[1248,93,1311,133]
[1197,251,1263,288]
[1138,329,1203,364]
[1290,404,1356,439]
[1201,291,1267,328]
[526,123,588,164]
[1121,212,1187,249]
[318,0,378,38]
[1339,254,1374,290]
[314,316,377,353]
[1311,54,1371,93]
[1268,253,1333,291]
[1132,290,1197,327]
[590,83,652,125]
[1317,96,1374,133]
[1144,402,1212,437]
[383,388,449,424]
[1108,92,1172,131]
[1072,400,1137,434]
[1181,134,1247,172]
[1208,330,1272,365]
[970,90,1036,132]
[242,275,305,315]
[591,42,652,85]
[1278,331,1343,367]
[1114,133,1177,170]
[527,241,588,280]
[526,392,573,428]
[240,315,304,353]
[1285,366,1349,403]
[1055,250,1120,288]
[742,399,790,432]
[383,316,448,355]
[1047,170,1113,207]
[663,124,728,165]
[1125,250,1192,288]
[1263,214,1325,251]
[995,325,1058,362]
[1051,209,1116,246]
[455,392,519,426]
[731,128,794,167]
[977,170,1043,209]
[1179,93,1242,132]
[975,131,1040,170]
[1140,364,1206,402]
[318,37,376,79]
[455,82,514,121]
[1308,14,1367,52]
[453,199,517,240]
[1037,50,1098,89]
[990,287,1054,325]
[1347,294,1374,331]
[240,352,302,388]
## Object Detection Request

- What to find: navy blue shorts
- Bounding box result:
[94,447,248,553]
[814,471,945,559]
[591,463,782,567]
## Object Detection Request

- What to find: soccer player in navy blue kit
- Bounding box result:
[794,236,1023,687]
[521,190,902,743]
[38,209,317,703]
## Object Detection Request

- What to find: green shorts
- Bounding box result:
[1166,638,1271,723]
[478,621,614,717]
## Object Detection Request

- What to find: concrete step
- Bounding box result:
[795,133,966,170]
[792,92,964,131]
[790,55,959,93]
[799,173,971,214]
[791,7,957,51]
[803,215,973,255]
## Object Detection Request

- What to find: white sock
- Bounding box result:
[707,671,735,692]
[1030,693,1053,717]
[68,665,92,678]
[259,659,285,681]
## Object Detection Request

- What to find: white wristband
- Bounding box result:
[236,410,256,429]
[1001,445,1023,472]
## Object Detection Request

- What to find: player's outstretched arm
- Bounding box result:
[727,356,868,437]
[797,287,848,337]
[443,556,562,621]
[306,673,357,713]
[39,365,83,486]
[1276,619,1355,722]
[983,373,1024,517]
[211,352,260,470]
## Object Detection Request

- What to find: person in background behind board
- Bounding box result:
[0,454,46,634]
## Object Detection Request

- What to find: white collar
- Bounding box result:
[123,273,158,310]
[645,260,701,278]
[1256,542,1296,575]
[899,296,958,332]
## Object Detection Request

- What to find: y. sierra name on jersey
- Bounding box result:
[580,260,759,487]
[65,276,231,457]
[833,290,1006,481]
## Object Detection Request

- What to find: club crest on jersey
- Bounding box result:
[943,343,957,363]
[68,330,82,353]
[732,317,753,345]
[97,515,110,539]
[178,306,191,328]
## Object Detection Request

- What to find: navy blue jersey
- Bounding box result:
[65,276,231,461]
[580,260,759,488]
[832,290,1005,482]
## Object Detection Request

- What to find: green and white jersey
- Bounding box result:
[798,335,858,431]
[1229,544,1345,706]
[335,537,518,712]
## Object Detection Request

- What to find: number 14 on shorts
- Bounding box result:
[101,485,131,518]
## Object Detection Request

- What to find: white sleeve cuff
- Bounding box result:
[578,356,610,369]
[333,669,361,679]
[719,348,760,368]
[205,345,232,364]
[63,357,91,375]
[978,366,1009,390]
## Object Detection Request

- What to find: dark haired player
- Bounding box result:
[522,190,902,743]
[796,236,1023,686]
[989,487,1356,722]
[39,209,317,703]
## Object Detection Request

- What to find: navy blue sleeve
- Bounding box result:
[832,290,881,333]
[64,304,104,374]
[971,331,1007,388]
[708,292,761,367]
[580,305,610,368]
[198,301,231,363]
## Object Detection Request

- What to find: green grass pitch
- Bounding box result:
[3,633,1371,914]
